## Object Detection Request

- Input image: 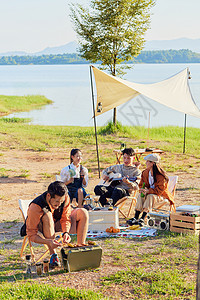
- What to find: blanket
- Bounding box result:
[87,227,157,239]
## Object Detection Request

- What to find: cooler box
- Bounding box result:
[60,245,102,272]
[88,207,119,231]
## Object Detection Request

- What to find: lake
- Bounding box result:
[1,63,200,128]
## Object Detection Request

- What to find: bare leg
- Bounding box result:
[42,212,56,255]
[77,188,84,208]
[70,208,88,246]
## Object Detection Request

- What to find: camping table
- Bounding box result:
[114,148,164,164]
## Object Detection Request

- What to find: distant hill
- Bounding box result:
[1,38,200,57]
[0,49,200,65]
[34,41,78,56]
[0,51,28,57]
[0,41,79,57]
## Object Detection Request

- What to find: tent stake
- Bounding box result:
[90,65,101,178]
[183,114,187,153]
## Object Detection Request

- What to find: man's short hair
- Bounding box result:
[47,181,68,198]
[122,148,135,156]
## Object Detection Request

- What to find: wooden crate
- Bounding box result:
[170,212,200,234]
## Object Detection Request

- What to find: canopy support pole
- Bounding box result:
[90,65,101,178]
[147,111,150,147]
[183,114,187,154]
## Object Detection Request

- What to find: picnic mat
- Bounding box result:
[87,227,157,239]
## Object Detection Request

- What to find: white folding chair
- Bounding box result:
[153,176,178,212]
[19,199,36,261]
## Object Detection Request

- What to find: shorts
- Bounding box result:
[68,187,87,201]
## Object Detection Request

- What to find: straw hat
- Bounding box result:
[144,153,161,163]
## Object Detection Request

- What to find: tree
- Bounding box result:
[70,0,155,125]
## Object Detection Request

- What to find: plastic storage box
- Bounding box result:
[88,207,119,231]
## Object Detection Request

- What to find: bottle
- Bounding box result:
[43,259,49,273]
[140,182,145,198]
[120,143,126,151]
[25,254,32,274]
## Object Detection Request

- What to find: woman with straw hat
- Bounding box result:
[127,153,174,227]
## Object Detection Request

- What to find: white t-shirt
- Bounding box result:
[148,170,155,189]
[60,162,89,187]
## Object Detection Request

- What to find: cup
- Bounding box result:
[43,259,49,273]
[25,254,32,274]
[107,198,113,207]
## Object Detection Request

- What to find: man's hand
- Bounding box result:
[46,239,61,250]
[62,233,71,244]
[122,176,130,184]
[102,175,109,181]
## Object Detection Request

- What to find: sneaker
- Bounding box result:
[49,253,61,269]
[138,218,145,227]
[127,217,138,226]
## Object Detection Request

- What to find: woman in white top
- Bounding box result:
[60,149,89,208]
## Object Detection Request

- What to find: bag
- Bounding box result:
[20,222,26,237]
[60,245,102,272]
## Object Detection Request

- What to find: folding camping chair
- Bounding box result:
[153,175,178,212]
[114,190,138,219]
[19,199,62,264]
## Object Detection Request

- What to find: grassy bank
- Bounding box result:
[0,118,200,156]
[0,95,52,116]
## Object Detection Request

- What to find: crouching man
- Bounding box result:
[25,181,89,268]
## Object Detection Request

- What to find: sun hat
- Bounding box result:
[144,153,161,163]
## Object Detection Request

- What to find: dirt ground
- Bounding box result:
[0,148,200,222]
[0,148,199,299]
[0,148,100,222]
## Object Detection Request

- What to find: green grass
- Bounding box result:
[0,282,105,300]
[0,118,200,156]
[1,117,31,123]
[99,232,197,299]
[0,95,52,116]
[18,169,29,178]
[40,172,53,179]
[0,100,199,299]
[0,167,13,178]
[101,267,194,299]
[160,231,198,250]
[0,231,197,299]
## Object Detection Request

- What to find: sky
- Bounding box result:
[0,0,199,53]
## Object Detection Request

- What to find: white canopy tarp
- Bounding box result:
[92,66,200,118]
